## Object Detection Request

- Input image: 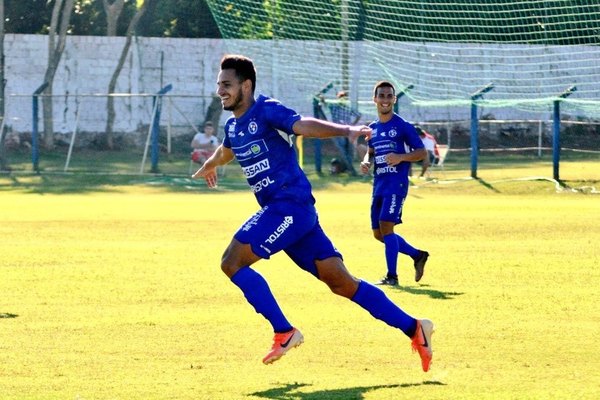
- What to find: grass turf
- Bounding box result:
[0,172,599,399]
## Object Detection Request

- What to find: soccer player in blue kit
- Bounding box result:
[360,81,430,287]
[192,55,434,372]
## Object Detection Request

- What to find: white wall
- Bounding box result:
[4,34,599,136]
[5,34,228,135]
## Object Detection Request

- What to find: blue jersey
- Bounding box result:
[368,114,424,196]
[222,95,314,207]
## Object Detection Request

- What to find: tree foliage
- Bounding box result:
[4,1,598,44]
[4,0,51,34]
[206,0,599,45]
[5,0,220,38]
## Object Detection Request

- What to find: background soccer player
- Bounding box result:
[360,81,430,287]
[192,55,434,371]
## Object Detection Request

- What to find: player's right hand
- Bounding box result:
[360,161,371,175]
[192,166,218,188]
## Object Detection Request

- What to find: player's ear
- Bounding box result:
[242,79,252,94]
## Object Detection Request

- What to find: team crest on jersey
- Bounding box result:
[248,121,258,134]
[389,129,397,137]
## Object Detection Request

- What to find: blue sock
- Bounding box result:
[383,234,399,277]
[351,280,417,337]
[230,266,293,333]
[396,234,419,258]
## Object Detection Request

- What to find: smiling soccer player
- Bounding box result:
[192,55,434,371]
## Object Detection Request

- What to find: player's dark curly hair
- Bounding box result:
[221,54,257,93]
[372,80,395,97]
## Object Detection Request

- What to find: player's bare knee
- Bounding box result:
[220,248,240,277]
[330,284,352,298]
[322,270,359,298]
[315,257,359,298]
[220,259,238,278]
[373,230,383,242]
[327,277,358,298]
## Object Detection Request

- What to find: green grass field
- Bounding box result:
[1,165,599,399]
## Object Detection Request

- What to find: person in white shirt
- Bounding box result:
[416,126,439,177]
[191,121,220,164]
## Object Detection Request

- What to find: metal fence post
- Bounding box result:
[469,83,494,179]
[31,82,49,173]
[151,84,173,173]
[552,85,576,181]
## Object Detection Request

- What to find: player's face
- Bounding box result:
[216,69,245,112]
[373,86,396,116]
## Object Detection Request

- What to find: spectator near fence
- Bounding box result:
[191,121,220,164]
[416,126,440,177]
[322,91,362,176]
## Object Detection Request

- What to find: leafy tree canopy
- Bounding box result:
[4,0,221,38]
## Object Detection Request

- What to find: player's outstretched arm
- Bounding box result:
[191,144,234,188]
[292,117,371,143]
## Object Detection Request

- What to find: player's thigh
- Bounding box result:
[370,195,384,229]
[377,193,407,225]
[284,219,342,278]
[233,200,317,260]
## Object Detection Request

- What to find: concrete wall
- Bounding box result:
[5,34,228,136]
[4,34,598,140]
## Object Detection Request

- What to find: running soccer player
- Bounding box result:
[192,55,433,371]
[360,81,430,287]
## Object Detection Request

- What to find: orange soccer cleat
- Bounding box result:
[411,319,434,372]
[262,327,304,365]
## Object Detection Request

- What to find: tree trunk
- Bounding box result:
[205,95,223,131]
[103,0,155,150]
[41,0,74,149]
[102,0,125,37]
[0,0,8,170]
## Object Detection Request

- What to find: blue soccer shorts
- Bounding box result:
[234,200,342,277]
[370,192,407,229]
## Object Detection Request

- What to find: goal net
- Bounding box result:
[206,0,600,123]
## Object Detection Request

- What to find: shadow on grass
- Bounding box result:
[1,173,129,194]
[474,177,501,193]
[0,172,215,195]
[251,381,445,399]
[0,313,18,319]
[391,284,464,300]
[0,170,371,195]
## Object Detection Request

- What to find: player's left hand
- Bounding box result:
[385,153,404,166]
